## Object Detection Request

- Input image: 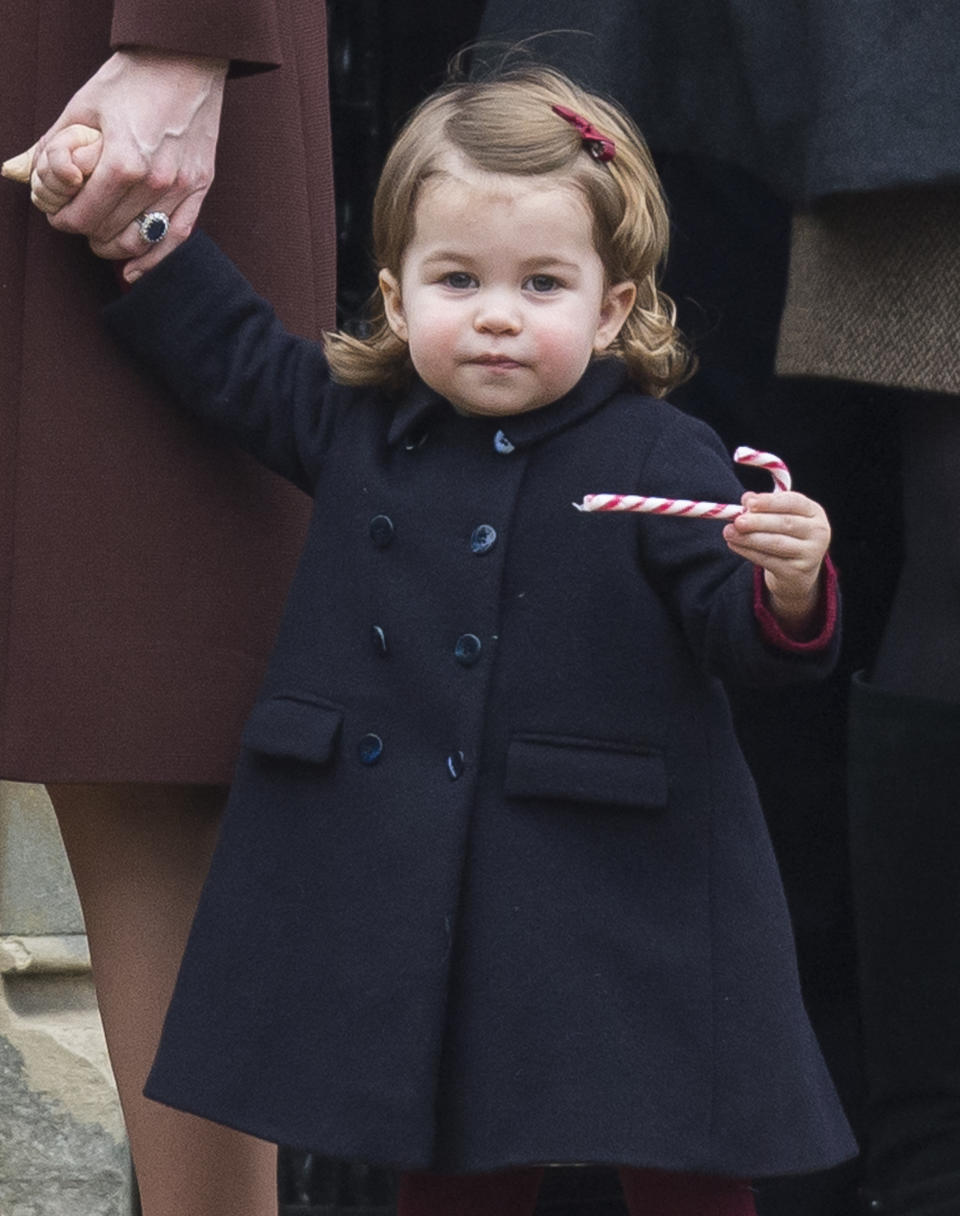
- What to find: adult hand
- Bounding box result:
[18,49,228,280]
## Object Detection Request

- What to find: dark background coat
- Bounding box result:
[106,234,855,1177]
[477,0,960,205]
[0,0,334,783]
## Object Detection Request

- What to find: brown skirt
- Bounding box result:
[0,0,334,784]
[776,185,960,396]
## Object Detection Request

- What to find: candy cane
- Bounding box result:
[573,446,791,517]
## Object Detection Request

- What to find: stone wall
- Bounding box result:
[0,782,134,1215]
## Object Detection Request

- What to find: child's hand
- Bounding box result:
[12,125,103,214]
[3,50,227,281]
[722,491,832,637]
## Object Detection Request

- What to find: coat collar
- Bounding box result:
[386,359,632,450]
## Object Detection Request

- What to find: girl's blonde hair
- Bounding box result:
[325,62,694,398]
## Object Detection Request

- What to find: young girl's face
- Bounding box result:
[379,160,636,417]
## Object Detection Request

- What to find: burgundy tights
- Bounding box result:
[396,1166,757,1216]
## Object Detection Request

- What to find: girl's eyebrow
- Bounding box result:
[420,250,582,273]
[420,250,474,265]
[520,257,581,273]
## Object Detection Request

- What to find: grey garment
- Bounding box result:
[477,0,960,204]
[776,186,960,395]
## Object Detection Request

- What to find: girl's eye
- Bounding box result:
[526,274,560,293]
[442,272,476,289]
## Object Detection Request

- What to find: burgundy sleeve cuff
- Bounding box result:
[110,2,283,72]
[753,555,839,653]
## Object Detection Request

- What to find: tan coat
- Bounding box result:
[0,0,335,782]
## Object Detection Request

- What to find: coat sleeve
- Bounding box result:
[103,231,336,493]
[110,0,283,72]
[632,414,841,687]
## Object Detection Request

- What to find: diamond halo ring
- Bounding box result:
[137,211,170,244]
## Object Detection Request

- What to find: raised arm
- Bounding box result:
[634,420,839,685]
[103,231,339,491]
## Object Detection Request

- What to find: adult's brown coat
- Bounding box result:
[1,0,334,782]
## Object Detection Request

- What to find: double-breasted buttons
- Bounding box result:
[470,524,497,555]
[358,733,383,765]
[369,514,395,548]
[454,633,482,666]
[446,750,465,780]
[493,429,515,454]
[371,625,389,655]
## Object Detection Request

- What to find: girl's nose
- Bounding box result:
[474,291,521,334]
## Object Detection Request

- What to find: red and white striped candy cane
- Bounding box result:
[574,446,791,517]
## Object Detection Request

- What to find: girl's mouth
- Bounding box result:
[472,354,524,368]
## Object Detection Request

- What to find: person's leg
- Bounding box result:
[46,782,278,1216]
[872,396,960,699]
[848,397,960,1216]
[618,1167,757,1216]
[395,1168,544,1216]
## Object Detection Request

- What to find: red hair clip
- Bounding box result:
[552,104,616,163]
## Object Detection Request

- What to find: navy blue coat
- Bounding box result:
[105,233,855,1176]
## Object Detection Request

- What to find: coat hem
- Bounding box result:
[141,1081,858,1179]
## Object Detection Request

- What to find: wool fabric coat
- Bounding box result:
[477,0,960,205]
[0,0,333,782]
[104,233,856,1176]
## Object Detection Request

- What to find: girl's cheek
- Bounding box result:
[537,328,595,373]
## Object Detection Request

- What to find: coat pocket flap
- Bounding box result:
[241,694,343,764]
[505,734,668,810]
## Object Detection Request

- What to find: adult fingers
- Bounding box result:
[44,133,206,247]
[86,188,203,272]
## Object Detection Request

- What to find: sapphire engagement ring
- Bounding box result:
[137,210,170,244]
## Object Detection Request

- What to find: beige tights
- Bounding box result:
[46,782,278,1216]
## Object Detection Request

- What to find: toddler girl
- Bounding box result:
[30,64,854,1216]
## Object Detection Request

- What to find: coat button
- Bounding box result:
[358,733,383,764]
[470,524,497,554]
[371,625,389,655]
[404,427,429,451]
[369,514,395,547]
[454,633,482,666]
[447,750,465,779]
[493,429,515,454]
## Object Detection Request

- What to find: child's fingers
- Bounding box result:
[11,126,104,215]
[3,124,101,187]
[72,139,103,178]
[737,491,819,518]
[30,154,83,214]
[30,184,74,214]
[723,490,830,571]
[723,531,814,570]
[729,492,829,542]
[42,143,85,187]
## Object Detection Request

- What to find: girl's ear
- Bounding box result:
[379,269,408,341]
[594,280,637,353]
